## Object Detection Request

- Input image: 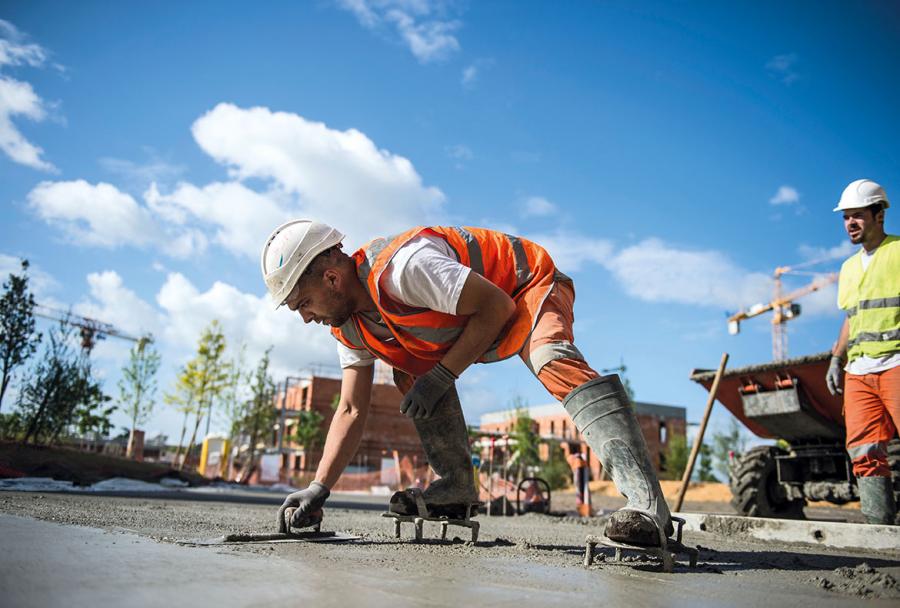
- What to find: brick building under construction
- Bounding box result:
[479,401,687,480]
[270,367,686,487]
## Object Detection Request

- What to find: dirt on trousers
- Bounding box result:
[1,491,898,607]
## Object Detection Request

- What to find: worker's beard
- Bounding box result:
[323,290,353,327]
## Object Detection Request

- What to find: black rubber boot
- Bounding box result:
[562,375,673,545]
[858,476,897,525]
[390,385,479,519]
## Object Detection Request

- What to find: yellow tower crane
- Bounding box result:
[727,260,838,361]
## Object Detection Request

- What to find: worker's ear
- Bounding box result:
[322,267,341,290]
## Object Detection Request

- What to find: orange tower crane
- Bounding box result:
[727,261,838,361]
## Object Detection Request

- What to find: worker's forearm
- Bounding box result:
[314,403,368,488]
[832,317,850,359]
[441,303,516,376]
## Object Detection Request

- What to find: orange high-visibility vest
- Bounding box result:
[331,227,564,375]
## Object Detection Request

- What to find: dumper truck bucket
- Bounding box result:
[690,352,845,440]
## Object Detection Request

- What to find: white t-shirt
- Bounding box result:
[844,243,900,375]
[337,234,472,368]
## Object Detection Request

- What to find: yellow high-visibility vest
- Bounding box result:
[837,235,900,362]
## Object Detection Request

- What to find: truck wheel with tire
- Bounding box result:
[730,445,806,519]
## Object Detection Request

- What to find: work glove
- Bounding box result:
[399,363,457,420]
[826,355,844,396]
[276,481,330,533]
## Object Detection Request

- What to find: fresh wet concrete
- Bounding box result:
[1,491,898,607]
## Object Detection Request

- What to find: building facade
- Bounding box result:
[273,370,427,486]
[479,401,687,479]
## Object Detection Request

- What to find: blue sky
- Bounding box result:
[1,1,898,443]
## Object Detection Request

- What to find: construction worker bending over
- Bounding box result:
[261,221,674,545]
[826,179,899,525]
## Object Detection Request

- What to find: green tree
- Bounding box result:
[663,433,689,481]
[222,344,248,443]
[710,418,748,481]
[698,442,718,482]
[509,397,540,483]
[16,320,111,445]
[118,342,161,457]
[165,367,198,466]
[538,441,572,490]
[0,259,42,412]
[236,348,277,481]
[179,321,230,470]
[291,409,325,465]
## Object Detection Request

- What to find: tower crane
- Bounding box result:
[33,304,153,354]
[727,259,838,361]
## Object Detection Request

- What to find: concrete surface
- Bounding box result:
[2,491,899,607]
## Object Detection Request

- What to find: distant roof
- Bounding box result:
[479,400,686,425]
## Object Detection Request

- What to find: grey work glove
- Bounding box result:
[276,481,330,533]
[399,363,457,420]
[826,355,844,396]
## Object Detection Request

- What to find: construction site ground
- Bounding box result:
[2,488,898,607]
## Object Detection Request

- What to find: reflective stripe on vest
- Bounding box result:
[331,226,558,375]
[837,235,900,362]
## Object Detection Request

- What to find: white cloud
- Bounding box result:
[337,0,462,63]
[100,152,186,189]
[604,238,771,310]
[145,180,286,259]
[461,65,478,87]
[522,196,557,218]
[28,180,160,248]
[769,185,800,205]
[190,103,446,247]
[30,104,447,260]
[766,53,799,85]
[0,20,48,68]
[0,76,54,171]
[794,276,839,317]
[445,143,472,161]
[27,179,208,258]
[77,271,161,337]
[0,20,56,172]
[797,240,855,263]
[445,143,472,169]
[156,272,337,379]
[523,229,614,274]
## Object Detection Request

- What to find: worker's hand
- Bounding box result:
[277,481,330,533]
[400,363,457,420]
[826,355,844,396]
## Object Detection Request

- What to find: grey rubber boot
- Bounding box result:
[563,375,673,545]
[858,476,897,525]
[390,385,479,518]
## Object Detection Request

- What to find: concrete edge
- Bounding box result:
[674,512,900,556]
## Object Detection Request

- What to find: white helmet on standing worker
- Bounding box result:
[833,179,890,212]
[260,219,345,309]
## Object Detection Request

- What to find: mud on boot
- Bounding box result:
[389,485,479,520]
[390,383,479,519]
[562,375,674,547]
[605,510,673,546]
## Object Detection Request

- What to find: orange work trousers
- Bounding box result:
[844,365,900,477]
[517,279,599,401]
[393,280,599,401]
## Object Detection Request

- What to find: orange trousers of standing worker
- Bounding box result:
[844,366,900,478]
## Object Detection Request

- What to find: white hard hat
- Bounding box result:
[833,179,890,212]
[260,219,344,309]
